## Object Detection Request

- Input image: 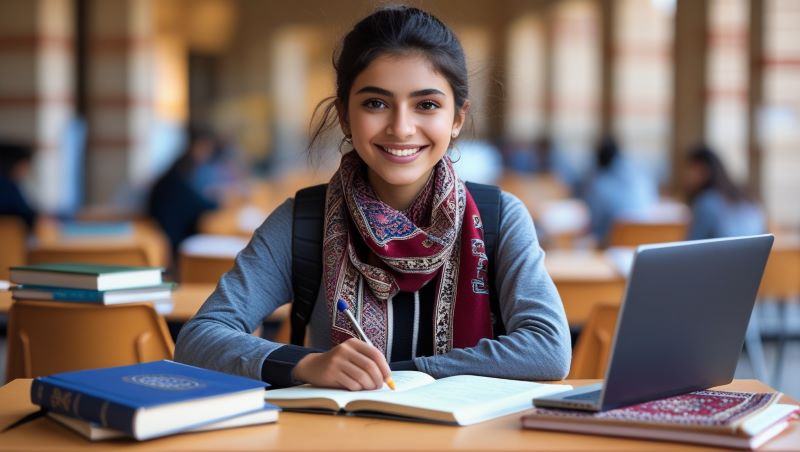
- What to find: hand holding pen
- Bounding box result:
[337,299,396,390]
[291,300,395,391]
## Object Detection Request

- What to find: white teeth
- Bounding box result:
[384,147,421,157]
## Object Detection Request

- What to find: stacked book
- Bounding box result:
[9,262,175,313]
[32,360,278,440]
[522,389,799,450]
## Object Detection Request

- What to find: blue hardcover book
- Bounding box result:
[31,360,269,440]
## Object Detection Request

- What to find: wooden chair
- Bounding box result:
[0,215,27,280]
[607,221,687,248]
[568,303,620,379]
[27,246,151,267]
[758,245,800,300]
[178,254,235,283]
[272,316,292,344]
[6,300,174,382]
[756,244,800,387]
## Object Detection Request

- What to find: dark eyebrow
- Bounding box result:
[410,88,446,97]
[354,86,447,97]
[355,86,393,96]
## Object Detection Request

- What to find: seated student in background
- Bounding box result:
[189,137,249,204]
[580,137,658,245]
[505,135,578,190]
[175,6,571,390]
[684,145,766,240]
[147,126,220,257]
[0,141,37,231]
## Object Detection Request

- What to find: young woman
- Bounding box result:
[175,6,570,390]
[684,145,766,240]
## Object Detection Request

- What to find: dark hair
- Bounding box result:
[596,136,619,170]
[172,124,219,174]
[686,144,750,204]
[308,5,469,153]
[0,141,34,178]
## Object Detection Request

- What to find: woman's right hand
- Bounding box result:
[292,338,392,391]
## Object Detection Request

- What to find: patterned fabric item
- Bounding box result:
[323,152,493,355]
[529,390,783,431]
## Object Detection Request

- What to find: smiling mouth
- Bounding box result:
[377,145,428,157]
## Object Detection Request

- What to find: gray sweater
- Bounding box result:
[174,191,571,385]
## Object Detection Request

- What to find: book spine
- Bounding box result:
[16,289,103,302]
[31,379,136,436]
[50,288,103,302]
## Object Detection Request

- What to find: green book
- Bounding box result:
[9,263,164,291]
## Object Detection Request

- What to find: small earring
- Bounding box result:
[339,134,353,154]
[451,130,458,138]
[448,145,461,163]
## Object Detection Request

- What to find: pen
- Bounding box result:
[336,299,396,390]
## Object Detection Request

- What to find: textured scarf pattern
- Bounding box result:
[323,152,493,356]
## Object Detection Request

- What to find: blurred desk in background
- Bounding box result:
[497,172,571,221]
[31,218,170,268]
[199,174,334,237]
[545,250,627,326]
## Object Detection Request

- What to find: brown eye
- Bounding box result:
[418,100,440,110]
[363,99,387,110]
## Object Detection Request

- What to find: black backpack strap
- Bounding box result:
[290,184,328,346]
[465,181,505,337]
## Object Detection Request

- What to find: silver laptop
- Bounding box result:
[534,234,773,412]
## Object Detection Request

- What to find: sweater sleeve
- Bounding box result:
[174,199,314,382]
[412,192,572,380]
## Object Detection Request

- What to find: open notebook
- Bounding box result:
[265,371,571,426]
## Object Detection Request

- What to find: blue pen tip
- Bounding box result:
[336,299,349,312]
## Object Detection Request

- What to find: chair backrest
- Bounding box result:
[6,301,174,382]
[568,303,620,379]
[0,215,27,280]
[27,246,150,267]
[607,221,687,248]
[758,245,800,299]
[178,254,235,283]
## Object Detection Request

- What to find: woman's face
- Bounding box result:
[343,53,467,206]
[684,160,709,193]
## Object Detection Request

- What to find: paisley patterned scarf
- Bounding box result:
[323,151,493,356]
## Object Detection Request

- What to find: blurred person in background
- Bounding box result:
[684,145,766,240]
[147,126,220,256]
[0,141,37,230]
[505,135,578,189]
[580,136,658,245]
[189,136,249,204]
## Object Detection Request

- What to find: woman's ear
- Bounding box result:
[336,99,350,136]
[452,100,470,136]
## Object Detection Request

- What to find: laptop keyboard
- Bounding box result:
[564,390,602,402]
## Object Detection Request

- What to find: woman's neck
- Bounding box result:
[367,169,433,211]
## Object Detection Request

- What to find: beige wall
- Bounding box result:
[0,0,75,212]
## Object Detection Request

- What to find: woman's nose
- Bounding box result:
[386,106,415,138]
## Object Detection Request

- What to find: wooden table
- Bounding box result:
[0,284,289,324]
[0,379,797,451]
[545,250,627,326]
